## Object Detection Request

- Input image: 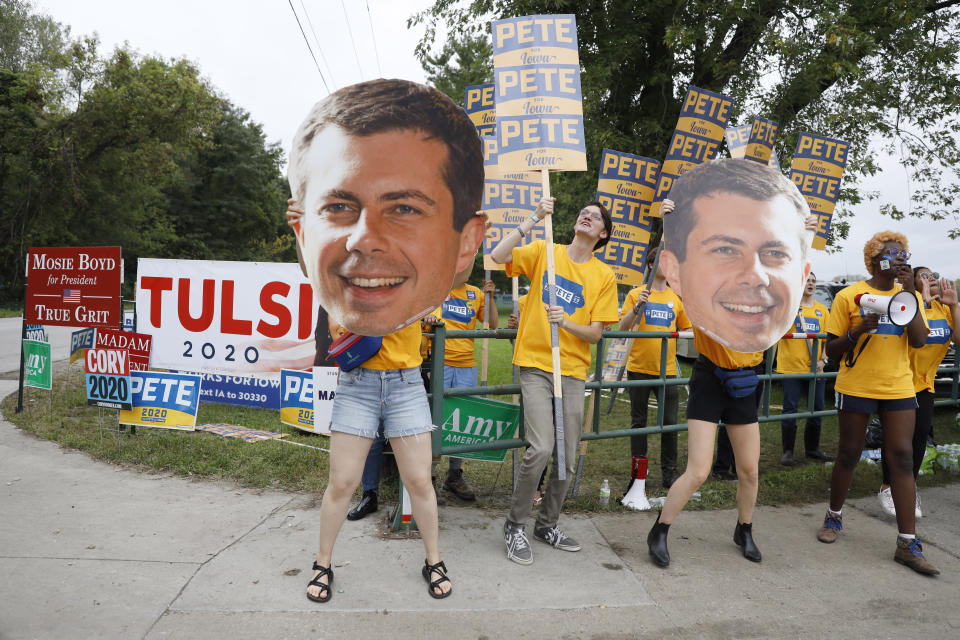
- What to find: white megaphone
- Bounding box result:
[854,291,918,326]
[622,456,652,511]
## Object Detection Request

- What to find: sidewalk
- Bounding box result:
[2,377,959,639]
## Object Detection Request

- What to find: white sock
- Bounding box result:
[898,533,916,540]
[828,508,842,517]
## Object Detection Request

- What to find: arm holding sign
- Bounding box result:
[490,197,554,264]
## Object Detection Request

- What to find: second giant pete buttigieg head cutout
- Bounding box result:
[660,158,813,353]
[288,79,486,337]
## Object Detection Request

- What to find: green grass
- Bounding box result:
[0,306,23,318]
[3,308,959,513]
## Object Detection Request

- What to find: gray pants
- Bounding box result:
[507,367,585,528]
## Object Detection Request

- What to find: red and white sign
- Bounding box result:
[85,347,130,376]
[136,259,316,374]
[96,328,152,371]
[26,247,123,328]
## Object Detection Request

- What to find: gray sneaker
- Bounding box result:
[504,521,533,565]
[533,525,582,551]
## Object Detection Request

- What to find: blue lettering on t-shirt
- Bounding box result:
[442,298,476,324]
[466,290,477,300]
[644,302,674,328]
[926,318,952,345]
[541,272,585,316]
[862,308,905,336]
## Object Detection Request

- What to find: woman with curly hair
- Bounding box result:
[816,231,938,575]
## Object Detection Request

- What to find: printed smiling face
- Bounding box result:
[294,127,481,336]
[661,191,811,352]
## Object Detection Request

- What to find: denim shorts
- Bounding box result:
[836,392,918,414]
[330,367,434,439]
[444,364,478,389]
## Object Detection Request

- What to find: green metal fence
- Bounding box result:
[426,325,960,457]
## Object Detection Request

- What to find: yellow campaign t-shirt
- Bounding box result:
[776,300,829,373]
[909,300,955,393]
[694,327,763,369]
[825,281,927,399]
[432,284,486,368]
[620,286,691,375]
[363,321,423,370]
[507,240,619,380]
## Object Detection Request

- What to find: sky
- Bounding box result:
[34,0,958,283]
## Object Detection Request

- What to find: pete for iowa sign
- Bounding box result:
[26,247,122,328]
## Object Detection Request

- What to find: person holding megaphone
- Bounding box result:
[816,231,939,576]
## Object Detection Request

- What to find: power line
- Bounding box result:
[287,0,330,94]
[300,0,337,89]
[340,0,364,81]
[365,0,383,78]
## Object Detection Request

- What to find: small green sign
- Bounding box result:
[23,339,52,390]
[440,395,520,462]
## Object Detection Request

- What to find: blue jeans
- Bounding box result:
[443,364,477,472]
[780,377,826,453]
[361,425,386,494]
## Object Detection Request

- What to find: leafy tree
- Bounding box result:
[412,0,960,242]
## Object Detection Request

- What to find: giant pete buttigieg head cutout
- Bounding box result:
[660,158,813,353]
[288,79,486,337]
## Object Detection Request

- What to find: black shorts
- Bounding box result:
[685,355,764,425]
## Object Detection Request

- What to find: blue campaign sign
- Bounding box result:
[280,369,314,431]
[85,373,131,410]
[119,370,203,430]
[25,324,47,342]
[70,327,96,363]
[171,370,281,409]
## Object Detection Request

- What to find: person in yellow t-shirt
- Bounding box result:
[776,272,832,466]
[878,269,959,517]
[423,269,498,501]
[490,196,619,565]
[618,247,692,490]
[815,231,938,577]
[647,193,775,569]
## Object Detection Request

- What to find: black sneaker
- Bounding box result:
[532,525,581,552]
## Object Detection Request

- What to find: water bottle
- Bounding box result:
[599,479,610,507]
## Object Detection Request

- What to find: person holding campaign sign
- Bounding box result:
[649,159,813,568]
[287,79,486,338]
[816,232,938,576]
[777,271,833,466]
[877,268,958,517]
[490,196,618,565]
[617,247,691,492]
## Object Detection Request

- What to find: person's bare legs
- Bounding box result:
[660,420,718,524]
[727,422,761,524]
[391,431,451,596]
[880,409,918,534]
[307,432,372,600]
[828,411,869,511]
